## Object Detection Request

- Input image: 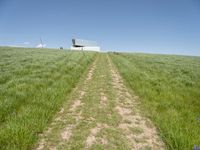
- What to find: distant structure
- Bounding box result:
[40,38,43,48]
[71,39,100,51]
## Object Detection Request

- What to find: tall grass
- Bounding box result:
[0,47,96,150]
[110,53,200,150]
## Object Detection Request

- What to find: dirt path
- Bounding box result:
[34,54,165,150]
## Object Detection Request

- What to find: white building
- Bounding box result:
[71,39,100,51]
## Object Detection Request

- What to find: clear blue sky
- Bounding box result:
[0,0,200,55]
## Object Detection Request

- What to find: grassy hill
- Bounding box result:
[110,52,200,150]
[0,47,96,149]
[1,47,200,150]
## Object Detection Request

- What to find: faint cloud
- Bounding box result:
[36,43,46,48]
[23,42,30,45]
[8,45,25,48]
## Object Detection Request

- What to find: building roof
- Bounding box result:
[72,39,98,47]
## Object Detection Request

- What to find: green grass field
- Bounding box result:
[0,47,96,149]
[1,47,200,150]
[110,53,200,150]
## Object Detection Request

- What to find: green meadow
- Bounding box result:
[1,47,200,150]
[110,53,200,150]
[0,47,96,149]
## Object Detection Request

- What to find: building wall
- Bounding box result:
[71,46,100,52]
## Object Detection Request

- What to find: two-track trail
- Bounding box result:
[34,54,165,150]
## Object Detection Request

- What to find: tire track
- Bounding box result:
[107,55,165,150]
[35,57,98,150]
[34,54,165,150]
